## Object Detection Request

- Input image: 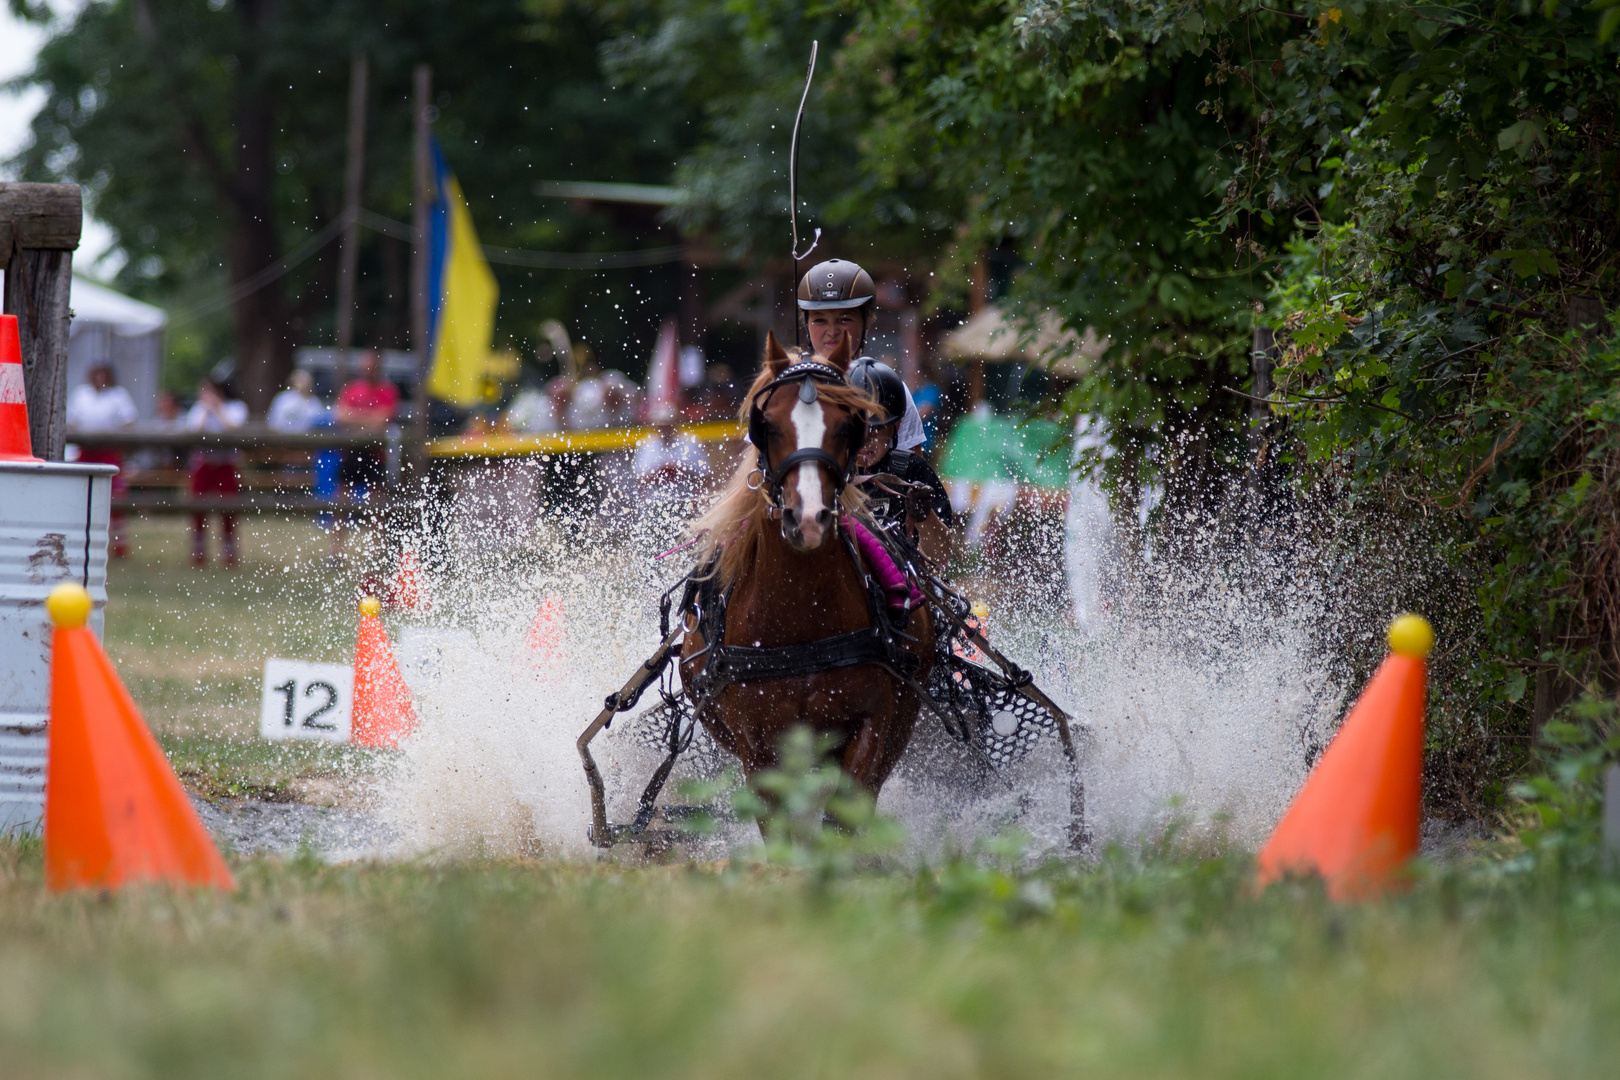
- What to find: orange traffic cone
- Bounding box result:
[390,547,427,612]
[350,596,417,749]
[1256,614,1433,901]
[43,583,234,892]
[526,593,565,664]
[0,314,40,462]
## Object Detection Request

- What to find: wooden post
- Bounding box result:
[1250,325,1276,450]
[1251,325,1275,409]
[332,53,369,390]
[0,183,83,462]
[410,63,433,468]
[969,253,989,406]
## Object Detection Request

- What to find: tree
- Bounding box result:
[1251,0,1620,767]
[14,0,701,409]
[651,0,1303,509]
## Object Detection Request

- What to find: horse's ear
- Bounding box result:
[764,330,791,376]
[824,330,853,374]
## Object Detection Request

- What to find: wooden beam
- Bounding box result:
[4,250,74,460]
[1,182,83,460]
[0,183,83,266]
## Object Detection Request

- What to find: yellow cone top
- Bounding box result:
[47,583,92,629]
[1387,613,1434,659]
[358,596,381,619]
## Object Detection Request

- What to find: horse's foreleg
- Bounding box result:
[840,702,915,797]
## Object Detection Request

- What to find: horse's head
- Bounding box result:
[748,330,872,552]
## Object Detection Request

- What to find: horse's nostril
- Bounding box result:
[814,508,831,530]
[782,506,799,528]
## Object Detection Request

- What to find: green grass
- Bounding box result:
[14,515,1612,1077]
[105,515,382,800]
[2,837,1619,1079]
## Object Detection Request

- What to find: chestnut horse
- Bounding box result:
[679,331,935,797]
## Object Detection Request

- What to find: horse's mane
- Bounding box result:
[688,349,879,590]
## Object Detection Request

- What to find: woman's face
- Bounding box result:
[806,309,865,358]
[856,424,895,470]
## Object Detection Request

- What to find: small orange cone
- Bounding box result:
[526,593,565,664]
[43,583,234,892]
[1256,613,1433,901]
[350,596,417,749]
[0,314,40,462]
[389,548,427,612]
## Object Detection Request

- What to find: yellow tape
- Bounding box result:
[427,419,746,459]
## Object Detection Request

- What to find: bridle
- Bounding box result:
[747,360,868,521]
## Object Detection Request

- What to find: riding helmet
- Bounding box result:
[796,259,876,310]
[848,358,906,429]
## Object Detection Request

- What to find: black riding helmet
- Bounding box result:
[848,358,906,430]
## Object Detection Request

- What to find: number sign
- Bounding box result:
[259,659,354,743]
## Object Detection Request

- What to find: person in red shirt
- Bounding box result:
[329,351,399,562]
[336,350,400,429]
[335,350,397,498]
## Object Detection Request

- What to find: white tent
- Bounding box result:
[941,305,1107,378]
[67,277,168,418]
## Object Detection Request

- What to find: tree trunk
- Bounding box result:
[225,0,292,415]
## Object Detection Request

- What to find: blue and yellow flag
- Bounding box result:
[426,140,498,407]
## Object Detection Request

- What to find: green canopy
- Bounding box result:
[938,412,1071,489]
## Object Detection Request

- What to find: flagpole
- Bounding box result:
[410,63,432,470]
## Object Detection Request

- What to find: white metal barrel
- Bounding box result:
[0,460,116,835]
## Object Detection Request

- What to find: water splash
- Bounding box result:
[361,461,1427,860]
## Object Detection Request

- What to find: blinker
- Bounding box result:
[798,379,819,404]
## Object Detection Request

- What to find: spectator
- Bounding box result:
[567,375,608,430]
[66,364,138,558]
[326,351,398,563]
[267,369,328,432]
[911,378,942,450]
[153,389,184,430]
[185,377,248,568]
[600,370,641,428]
[545,375,575,429]
[333,350,397,501]
[126,389,186,479]
[633,402,711,519]
[504,372,558,435]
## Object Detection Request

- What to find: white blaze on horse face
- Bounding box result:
[788,394,829,545]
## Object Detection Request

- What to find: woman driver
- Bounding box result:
[797,259,953,561]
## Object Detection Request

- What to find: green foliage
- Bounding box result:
[1253,1,1620,811]
[13,0,702,380]
[1504,693,1620,878]
[838,0,1296,496]
[8,836,1620,1077]
[602,0,882,257]
[729,726,905,886]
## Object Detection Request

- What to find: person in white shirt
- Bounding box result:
[504,382,558,434]
[66,365,138,557]
[266,369,327,432]
[66,364,138,432]
[185,378,249,568]
[633,403,712,519]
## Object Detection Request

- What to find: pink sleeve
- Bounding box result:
[843,518,923,610]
